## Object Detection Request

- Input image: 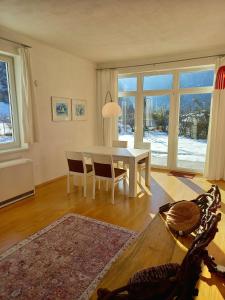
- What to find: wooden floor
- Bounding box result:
[0,170,225,299]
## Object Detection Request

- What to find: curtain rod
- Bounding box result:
[0,36,32,48]
[96,53,225,71]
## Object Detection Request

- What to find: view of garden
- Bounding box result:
[118,91,212,171]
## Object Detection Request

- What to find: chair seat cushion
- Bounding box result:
[166,201,201,235]
[86,164,93,173]
[114,168,126,177]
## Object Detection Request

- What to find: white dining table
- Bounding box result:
[70,146,151,197]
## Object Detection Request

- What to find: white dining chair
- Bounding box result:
[112,140,128,148]
[112,140,128,168]
[135,142,151,183]
[91,153,127,204]
[66,151,93,197]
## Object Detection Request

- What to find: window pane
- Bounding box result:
[118,77,137,92]
[143,95,170,166]
[179,70,214,88]
[118,96,135,147]
[143,74,173,90]
[0,61,14,144]
[177,93,212,171]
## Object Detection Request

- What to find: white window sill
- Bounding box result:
[0,145,29,155]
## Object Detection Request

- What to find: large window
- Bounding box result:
[0,54,20,150]
[143,95,170,166]
[177,69,214,170]
[118,76,137,147]
[117,67,214,172]
[142,73,173,166]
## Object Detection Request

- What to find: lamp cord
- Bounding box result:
[104,90,113,104]
[103,90,113,145]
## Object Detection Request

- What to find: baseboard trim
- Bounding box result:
[0,190,35,208]
[36,175,67,188]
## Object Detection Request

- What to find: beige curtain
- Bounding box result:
[96,69,118,146]
[204,57,225,180]
[18,47,39,144]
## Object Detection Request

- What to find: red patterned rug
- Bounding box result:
[0,213,137,300]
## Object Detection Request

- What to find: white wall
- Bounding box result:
[0,27,96,185]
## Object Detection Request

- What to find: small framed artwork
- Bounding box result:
[51,97,71,121]
[72,99,87,120]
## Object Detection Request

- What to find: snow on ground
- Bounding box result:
[0,122,11,135]
[119,131,207,169]
[0,136,13,143]
[0,121,13,144]
[144,131,207,162]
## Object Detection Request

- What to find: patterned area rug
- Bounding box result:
[0,213,137,300]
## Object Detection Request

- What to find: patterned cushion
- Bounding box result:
[166,201,201,235]
[128,263,180,292]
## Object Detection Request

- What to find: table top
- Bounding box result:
[69,146,150,158]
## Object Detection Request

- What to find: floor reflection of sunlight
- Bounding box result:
[197,271,225,300]
[149,213,156,219]
[137,176,151,196]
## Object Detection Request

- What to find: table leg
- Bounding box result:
[129,157,137,197]
[145,152,151,187]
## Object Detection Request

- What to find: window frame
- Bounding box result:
[118,74,138,147]
[142,72,174,92]
[0,53,20,151]
[117,65,215,172]
[178,68,215,90]
[118,74,138,93]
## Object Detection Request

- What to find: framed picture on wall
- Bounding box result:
[72,99,87,120]
[51,97,71,121]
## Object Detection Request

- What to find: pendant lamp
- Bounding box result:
[215,66,225,89]
[102,91,122,118]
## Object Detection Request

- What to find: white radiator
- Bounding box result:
[0,158,35,208]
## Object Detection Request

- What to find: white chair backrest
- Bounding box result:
[135,142,151,151]
[91,154,114,179]
[66,151,84,161]
[112,140,128,148]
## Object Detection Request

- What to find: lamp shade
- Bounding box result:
[215,66,225,89]
[102,101,122,118]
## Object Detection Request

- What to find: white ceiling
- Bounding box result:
[0,0,225,63]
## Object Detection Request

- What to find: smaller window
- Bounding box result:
[0,54,20,150]
[118,77,137,92]
[179,70,214,88]
[143,74,173,91]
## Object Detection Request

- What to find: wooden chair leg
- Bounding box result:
[67,173,70,194]
[123,175,126,193]
[111,182,115,204]
[83,175,87,197]
[98,179,101,190]
[139,168,141,183]
[106,181,109,191]
[93,177,96,199]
